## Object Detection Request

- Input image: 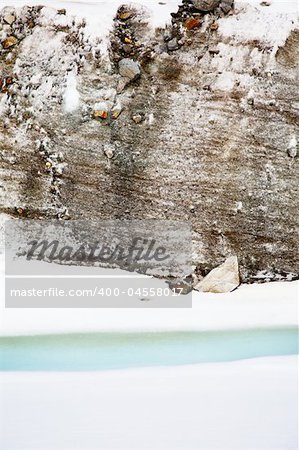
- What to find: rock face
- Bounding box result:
[0,3,298,283]
[194,256,240,293]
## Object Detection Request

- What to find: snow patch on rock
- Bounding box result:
[219,0,298,50]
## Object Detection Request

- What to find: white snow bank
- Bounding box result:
[0,355,297,449]
[3,0,180,54]
[219,0,298,49]
[0,245,297,335]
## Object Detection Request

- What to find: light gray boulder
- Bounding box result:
[194,256,240,293]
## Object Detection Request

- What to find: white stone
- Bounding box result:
[4,14,16,25]
[192,0,220,12]
[194,256,240,293]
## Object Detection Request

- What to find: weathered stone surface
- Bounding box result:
[118,58,140,80]
[192,0,220,12]
[0,4,298,283]
[194,256,240,293]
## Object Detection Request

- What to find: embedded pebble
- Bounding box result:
[118,58,140,81]
[220,0,234,13]
[287,136,298,158]
[117,10,133,21]
[132,113,144,123]
[93,102,109,119]
[4,14,16,25]
[2,36,18,49]
[103,144,115,159]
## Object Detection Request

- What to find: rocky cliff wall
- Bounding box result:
[0,1,298,282]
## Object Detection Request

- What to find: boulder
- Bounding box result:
[118,58,140,81]
[194,256,240,293]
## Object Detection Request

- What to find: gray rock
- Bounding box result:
[192,0,220,12]
[167,38,179,52]
[194,256,240,293]
[118,58,141,81]
[3,14,16,25]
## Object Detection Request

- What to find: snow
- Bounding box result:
[3,0,297,57]
[219,0,298,50]
[0,212,298,336]
[0,356,297,449]
[0,93,8,117]
[63,71,80,113]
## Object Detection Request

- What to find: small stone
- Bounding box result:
[194,256,240,293]
[192,0,220,12]
[4,14,16,25]
[167,38,179,52]
[163,29,172,42]
[260,1,271,6]
[118,58,140,81]
[123,44,133,54]
[210,22,219,30]
[184,17,201,30]
[93,102,109,119]
[209,47,220,55]
[220,0,234,13]
[2,36,18,49]
[132,113,144,123]
[5,76,13,85]
[111,101,123,119]
[57,8,66,15]
[16,207,24,215]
